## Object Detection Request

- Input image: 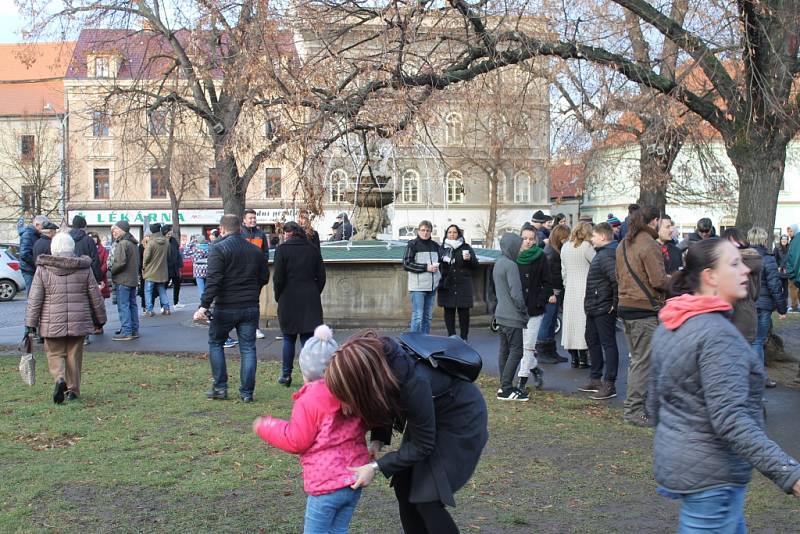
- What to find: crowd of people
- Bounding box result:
[17,206,800,532]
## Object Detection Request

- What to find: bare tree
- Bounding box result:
[0,115,62,220]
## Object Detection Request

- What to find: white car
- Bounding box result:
[0,248,25,301]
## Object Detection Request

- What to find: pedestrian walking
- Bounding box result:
[580,223,619,400]
[162,225,184,309]
[69,215,101,282]
[328,332,488,534]
[722,228,762,344]
[142,223,171,317]
[32,221,58,264]
[241,208,270,340]
[516,223,552,391]
[437,224,478,341]
[194,214,269,402]
[25,232,107,403]
[252,325,367,534]
[536,224,570,364]
[615,206,670,427]
[649,238,800,532]
[18,214,49,290]
[273,222,326,387]
[492,232,529,401]
[110,221,140,341]
[403,220,442,334]
[748,227,787,389]
[560,222,595,368]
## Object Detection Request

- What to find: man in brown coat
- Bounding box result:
[25,232,107,403]
[142,222,171,317]
[615,205,670,427]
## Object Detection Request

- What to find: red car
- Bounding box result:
[180,254,194,283]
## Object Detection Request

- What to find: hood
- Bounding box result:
[500,233,522,260]
[35,254,93,275]
[151,235,167,246]
[116,232,139,245]
[291,380,341,412]
[658,294,732,330]
[70,228,88,242]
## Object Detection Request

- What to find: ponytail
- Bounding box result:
[668,238,726,296]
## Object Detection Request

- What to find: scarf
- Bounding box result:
[516,245,543,265]
[442,238,464,263]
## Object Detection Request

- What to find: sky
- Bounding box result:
[0,0,24,43]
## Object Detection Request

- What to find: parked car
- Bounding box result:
[0,247,25,301]
[0,242,20,258]
[180,253,194,283]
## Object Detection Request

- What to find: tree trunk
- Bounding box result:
[168,188,181,244]
[484,172,499,248]
[216,151,247,218]
[726,137,787,242]
[636,126,684,214]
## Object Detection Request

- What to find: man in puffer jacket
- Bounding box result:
[402,220,442,334]
[69,215,101,282]
[748,227,787,389]
[18,214,49,289]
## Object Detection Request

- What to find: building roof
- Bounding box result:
[0,42,75,116]
[549,162,584,200]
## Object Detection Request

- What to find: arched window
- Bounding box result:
[401,170,419,203]
[446,170,465,203]
[329,169,349,203]
[444,112,463,145]
[514,171,531,203]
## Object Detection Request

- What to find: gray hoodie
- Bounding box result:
[492,233,528,328]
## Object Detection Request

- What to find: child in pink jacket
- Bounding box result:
[253,325,369,534]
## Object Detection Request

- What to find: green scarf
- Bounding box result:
[516,245,543,265]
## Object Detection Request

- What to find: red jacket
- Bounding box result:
[255,380,369,496]
[96,243,110,298]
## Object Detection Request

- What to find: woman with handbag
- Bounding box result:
[25,232,107,403]
[326,331,488,534]
[437,224,478,341]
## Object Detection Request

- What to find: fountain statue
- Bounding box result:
[346,181,394,240]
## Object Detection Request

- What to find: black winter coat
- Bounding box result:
[18,226,40,274]
[584,241,618,317]
[774,245,790,278]
[543,244,563,295]
[200,233,269,310]
[273,236,326,334]
[372,337,488,507]
[70,228,101,282]
[660,240,683,274]
[166,237,183,279]
[518,251,552,317]
[437,241,478,308]
[32,235,52,265]
[753,245,787,314]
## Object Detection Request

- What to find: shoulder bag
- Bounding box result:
[622,241,661,312]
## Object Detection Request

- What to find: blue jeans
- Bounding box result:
[22,271,33,293]
[750,309,772,364]
[282,332,312,377]
[409,290,435,334]
[116,285,140,335]
[304,487,362,534]
[678,486,747,534]
[537,297,561,341]
[208,306,259,397]
[196,277,205,300]
[145,280,170,313]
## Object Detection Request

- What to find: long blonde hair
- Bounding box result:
[570,222,593,247]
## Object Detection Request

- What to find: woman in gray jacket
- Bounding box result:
[649,238,800,532]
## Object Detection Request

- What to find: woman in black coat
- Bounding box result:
[326,333,488,534]
[273,222,326,387]
[437,224,478,340]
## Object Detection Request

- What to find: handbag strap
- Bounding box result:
[19,333,32,354]
[622,240,661,311]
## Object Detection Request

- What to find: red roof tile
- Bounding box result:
[0,42,75,116]
[549,163,584,200]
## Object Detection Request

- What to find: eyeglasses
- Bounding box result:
[698,228,711,234]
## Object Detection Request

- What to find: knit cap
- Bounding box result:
[607,214,621,227]
[114,220,131,233]
[299,325,339,382]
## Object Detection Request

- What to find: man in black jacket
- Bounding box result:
[581,222,620,400]
[194,214,269,402]
[657,215,683,274]
[162,225,184,308]
[402,220,442,334]
[70,215,101,282]
[32,222,58,264]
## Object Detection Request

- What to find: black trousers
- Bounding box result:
[171,274,182,305]
[443,307,470,340]
[585,313,620,381]
[393,469,459,534]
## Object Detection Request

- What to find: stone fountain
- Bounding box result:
[345,180,394,240]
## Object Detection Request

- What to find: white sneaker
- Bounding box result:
[174,303,186,309]
[256,329,265,339]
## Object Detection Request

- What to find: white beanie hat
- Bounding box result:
[299,325,338,382]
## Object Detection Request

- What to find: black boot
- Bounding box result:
[550,340,568,363]
[578,350,590,369]
[536,340,559,364]
[569,350,580,368]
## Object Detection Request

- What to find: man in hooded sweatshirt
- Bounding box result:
[69,215,101,282]
[493,232,530,401]
[142,222,171,317]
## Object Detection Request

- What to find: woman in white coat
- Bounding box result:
[560,222,595,368]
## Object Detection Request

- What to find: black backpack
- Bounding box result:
[398,332,482,382]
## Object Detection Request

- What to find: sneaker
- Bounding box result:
[174,303,187,309]
[624,414,651,428]
[112,333,135,341]
[591,381,617,400]
[223,338,238,349]
[206,388,228,400]
[578,378,603,393]
[531,367,544,389]
[240,395,254,403]
[83,337,91,346]
[143,311,154,318]
[255,329,265,339]
[131,331,140,339]
[53,378,67,404]
[65,391,78,401]
[496,387,529,402]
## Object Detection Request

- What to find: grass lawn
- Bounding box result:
[1,353,797,533]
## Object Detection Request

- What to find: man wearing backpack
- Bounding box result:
[615,206,670,427]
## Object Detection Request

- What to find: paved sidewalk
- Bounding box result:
[1,284,798,457]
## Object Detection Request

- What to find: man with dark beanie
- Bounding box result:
[142,222,170,317]
[162,224,184,309]
[70,215,101,282]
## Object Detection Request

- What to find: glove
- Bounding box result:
[24,326,37,336]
